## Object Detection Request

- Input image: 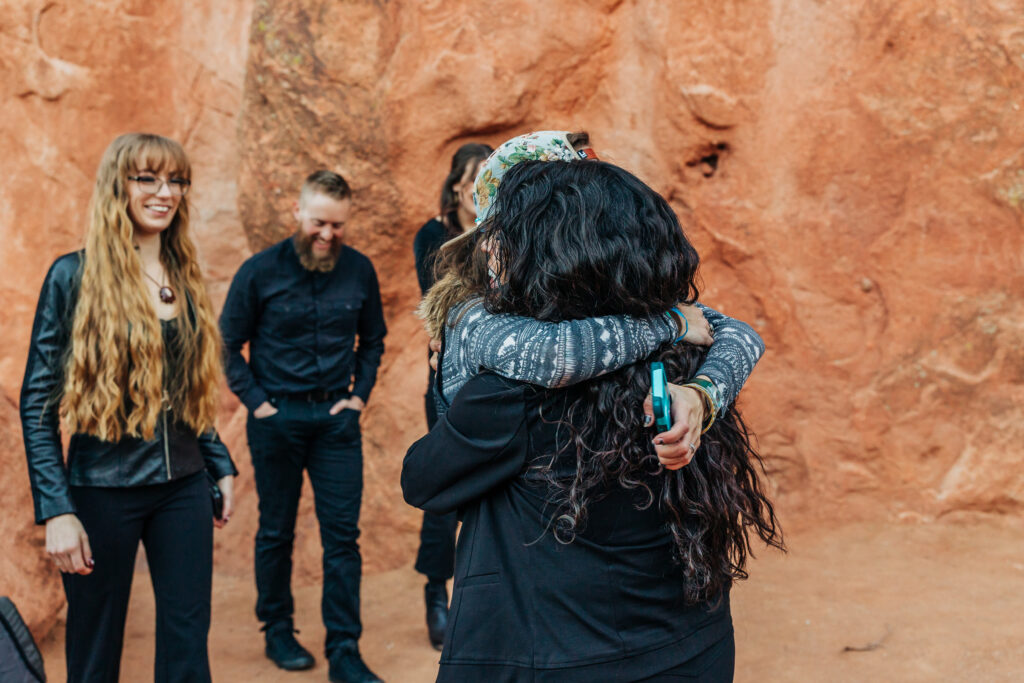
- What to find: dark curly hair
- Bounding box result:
[482,160,783,602]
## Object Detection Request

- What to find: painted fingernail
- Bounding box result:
[655,438,664,445]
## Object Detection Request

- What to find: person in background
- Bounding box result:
[21,132,237,683]
[410,141,492,650]
[220,170,387,683]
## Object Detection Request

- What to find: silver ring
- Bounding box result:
[688,442,697,453]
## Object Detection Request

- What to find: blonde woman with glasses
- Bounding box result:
[20,133,237,683]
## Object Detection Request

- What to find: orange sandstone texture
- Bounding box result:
[2,0,1022,644]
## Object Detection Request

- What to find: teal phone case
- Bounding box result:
[651,362,672,432]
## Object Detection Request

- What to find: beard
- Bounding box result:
[293,231,342,272]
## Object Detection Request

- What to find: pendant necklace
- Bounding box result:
[143,269,176,304]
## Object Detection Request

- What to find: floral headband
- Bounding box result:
[473,131,598,225]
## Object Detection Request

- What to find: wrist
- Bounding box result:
[669,306,688,343]
[45,513,75,526]
[243,391,270,413]
[681,377,723,433]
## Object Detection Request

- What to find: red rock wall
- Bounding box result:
[3,0,1022,639]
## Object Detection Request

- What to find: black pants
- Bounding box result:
[247,396,363,656]
[62,471,213,683]
[414,373,458,581]
[637,629,735,682]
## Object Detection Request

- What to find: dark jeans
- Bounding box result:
[247,396,363,655]
[414,373,458,581]
[62,471,213,683]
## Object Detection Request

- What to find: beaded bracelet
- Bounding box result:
[669,306,688,344]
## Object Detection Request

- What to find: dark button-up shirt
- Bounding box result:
[220,237,387,411]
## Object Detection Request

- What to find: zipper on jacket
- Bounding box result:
[162,391,171,480]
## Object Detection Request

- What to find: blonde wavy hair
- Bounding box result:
[61,133,222,441]
[417,229,484,340]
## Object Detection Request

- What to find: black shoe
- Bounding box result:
[424,581,449,651]
[328,641,383,683]
[264,623,315,671]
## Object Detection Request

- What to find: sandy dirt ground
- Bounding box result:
[38,516,1024,682]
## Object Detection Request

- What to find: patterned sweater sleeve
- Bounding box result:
[695,303,765,413]
[446,299,674,391]
[441,300,764,413]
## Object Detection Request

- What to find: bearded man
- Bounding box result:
[221,170,387,683]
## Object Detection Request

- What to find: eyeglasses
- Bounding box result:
[127,175,191,196]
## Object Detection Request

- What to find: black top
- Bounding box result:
[402,372,731,681]
[20,251,237,524]
[412,217,447,296]
[220,237,387,411]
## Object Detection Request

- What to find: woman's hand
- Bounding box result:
[428,337,442,371]
[45,513,93,574]
[672,304,714,346]
[214,475,234,529]
[643,383,706,470]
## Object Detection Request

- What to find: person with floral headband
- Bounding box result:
[419,131,764,469]
[471,131,599,223]
[404,158,782,681]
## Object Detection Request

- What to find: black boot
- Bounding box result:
[328,640,383,683]
[424,580,449,651]
[264,622,315,671]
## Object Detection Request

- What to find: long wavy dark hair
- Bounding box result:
[481,160,783,603]
[439,143,493,238]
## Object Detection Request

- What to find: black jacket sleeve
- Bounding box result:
[198,430,237,481]
[20,254,81,524]
[402,372,530,514]
[351,260,387,402]
[219,259,268,412]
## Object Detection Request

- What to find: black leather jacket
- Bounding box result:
[20,251,237,524]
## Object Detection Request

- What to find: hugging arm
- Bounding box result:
[456,301,764,411]
[453,300,676,393]
[693,304,765,413]
[403,372,529,514]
